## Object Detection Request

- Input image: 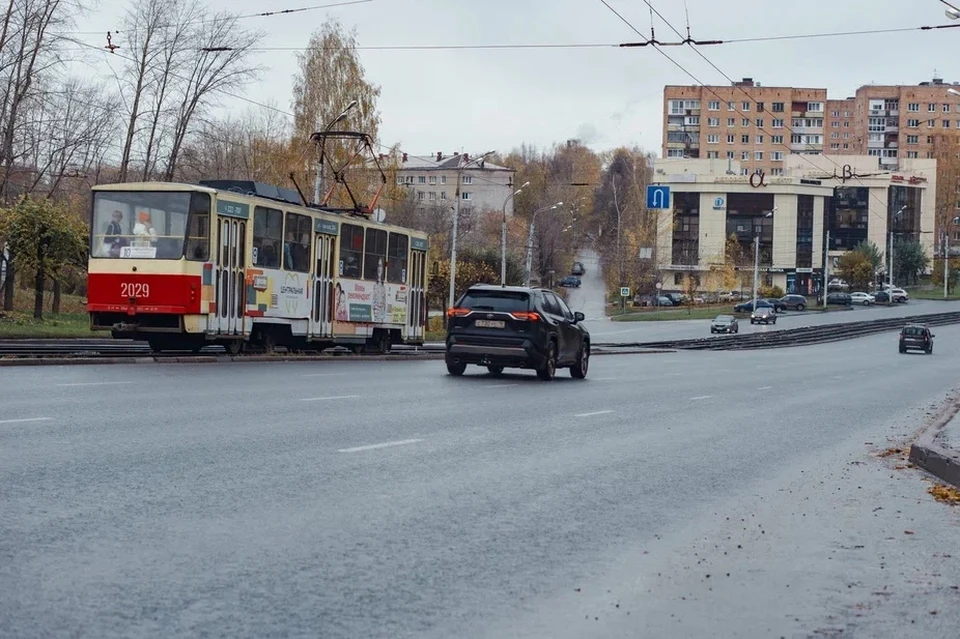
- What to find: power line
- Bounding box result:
[53,0,375,36]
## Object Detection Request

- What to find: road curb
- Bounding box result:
[0,348,676,368]
[908,396,960,489]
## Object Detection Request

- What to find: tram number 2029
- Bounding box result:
[120,282,150,298]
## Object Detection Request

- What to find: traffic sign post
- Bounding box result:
[619,286,630,314]
[646,185,671,209]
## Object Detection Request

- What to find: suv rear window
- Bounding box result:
[903,326,926,336]
[459,291,530,313]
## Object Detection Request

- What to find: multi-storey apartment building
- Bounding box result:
[394,152,516,216]
[662,79,827,176]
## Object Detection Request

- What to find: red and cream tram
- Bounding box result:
[87,180,428,353]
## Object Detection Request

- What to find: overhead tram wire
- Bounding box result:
[638,0,925,230]
[606,0,917,231]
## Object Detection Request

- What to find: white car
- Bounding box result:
[849,291,875,306]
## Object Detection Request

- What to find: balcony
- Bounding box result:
[880,156,898,166]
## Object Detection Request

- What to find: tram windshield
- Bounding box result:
[91,191,210,260]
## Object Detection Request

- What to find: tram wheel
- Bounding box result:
[224,340,243,355]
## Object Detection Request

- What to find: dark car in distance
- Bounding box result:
[779,294,808,311]
[710,315,739,334]
[445,284,590,380]
[899,324,933,354]
[764,298,787,312]
[559,275,581,288]
[734,299,773,313]
[826,292,853,306]
[571,262,585,275]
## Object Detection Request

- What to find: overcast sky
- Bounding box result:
[68,0,959,157]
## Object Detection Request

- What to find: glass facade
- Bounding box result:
[725,193,775,265]
[671,192,700,265]
[828,187,869,250]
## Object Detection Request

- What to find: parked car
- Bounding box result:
[779,294,808,311]
[559,275,581,288]
[655,295,674,306]
[571,261,585,275]
[826,292,852,306]
[849,291,875,306]
[445,284,590,380]
[711,315,739,334]
[899,323,933,354]
[765,298,787,312]
[664,292,684,306]
[734,299,773,313]
[750,306,777,325]
[828,278,850,291]
[887,287,909,303]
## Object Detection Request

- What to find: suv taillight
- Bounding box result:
[447,307,470,318]
[509,311,540,322]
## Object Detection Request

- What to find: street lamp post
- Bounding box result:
[525,202,563,286]
[501,180,529,286]
[888,205,906,295]
[313,100,358,206]
[751,208,776,311]
[449,150,495,311]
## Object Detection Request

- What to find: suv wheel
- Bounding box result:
[487,365,504,376]
[446,359,467,376]
[537,342,557,381]
[570,343,589,379]
[796,303,805,311]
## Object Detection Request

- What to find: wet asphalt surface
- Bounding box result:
[2,324,960,637]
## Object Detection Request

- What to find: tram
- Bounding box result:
[86,180,428,353]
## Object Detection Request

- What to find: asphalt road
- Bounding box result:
[2,327,960,637]
[564,249,960,344]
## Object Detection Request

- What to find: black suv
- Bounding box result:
[445,285,590,380]
[899,324,934,354]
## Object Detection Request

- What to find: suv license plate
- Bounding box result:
[475,319,505,329]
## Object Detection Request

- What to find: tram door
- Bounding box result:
[215,217,245,335]
[408,246,426,340]
[310,231,336,339]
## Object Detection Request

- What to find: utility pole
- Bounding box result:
[888,230,894,294]
[751,233,760,312]
[945,231,950,299]
[822,230,830,309]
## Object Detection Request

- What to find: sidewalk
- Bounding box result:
[909,400,960,488]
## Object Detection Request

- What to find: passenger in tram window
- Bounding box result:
[344,254,360,278]
[104,210,126,257]
[133,211,157,245]
[259,241,278,268]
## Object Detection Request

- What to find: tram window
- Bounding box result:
[185,194,210,261]
[387,233,408,284]
[283,212,311,273]
[253,206,282,268]
[363,228,387,282]
[340,224,363,278]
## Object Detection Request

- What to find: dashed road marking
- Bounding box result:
[303,373,341,378]
[574,410,614,417]
[301,395,360,402]
[56,381,134,387]
[487,384,518,388]
[758,386,773,391]
[0,417,53,425]
[338,438,423,453]
[689,395,713,401]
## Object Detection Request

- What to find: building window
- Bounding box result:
[741,102,751,111]
[671,192,700,266]
[708,100,721,110]
[907,151,919,158]
[807,102,823,112]
[772,118,784,128]
[831,132,839,139]
[796,194,814,268]
[727,118,735,127]
[772,135,784,144]
[756,135,763,144]
[727,151,735,159]
[741,151,749,160]
[843,121,850,127]
[757,102,765,112]
[831,121,839,128]
[417,191,425,200]
[418,176,426,184]
[771,168,783,176]
[668,100,686,115]
[755,151,764,160]
[907,119,919,128]
[843,144,849,149]
[928,136,934,143]
[929,103,937,112]
[830,143,840,149]
[461,192,472,200]
[906,135,919,144]
[772,151,784,161]
[462,175,472,184]
[440,191,447,200]
[429,176,437,185]
[706,151,719,159]
[772,102,784,112]
[946,104,952,112]
[908,103,919,112]
[755,119,763,128]
[440,176,446,184]
[395,176,404,185]
[727,102,735,110]
[666,149,685,157]
[429,192,436,200]
[741,118,750,127]
[740,134,749,144]
[740,167,749,176]
[944,120,951,128]
[404,176,414,184]
[727,134,735,143]
[708,117,720,126]
[831,110,840,117]
[707,134,719,143]
[686,116,700,125]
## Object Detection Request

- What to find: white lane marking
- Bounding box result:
[303,373,340,378]
[593,377,618,381]
[832,375,844,380]
[574,410,614,417]
[56,381,134,387]
[0,417,53,425]
[487,383,518,388]
[757,386,773,391]
[756,365,771,369]
[666,372,683,377]
[301,395,360,402]
[689,395,713,401]
[338,438,423,453]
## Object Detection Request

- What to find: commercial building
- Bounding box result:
[652,156,936,295]
[394,152,516,217]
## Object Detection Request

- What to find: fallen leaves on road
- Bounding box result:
[928,483,960,505]
[878,447,906,458]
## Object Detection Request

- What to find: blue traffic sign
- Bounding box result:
[646,185,671,209]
